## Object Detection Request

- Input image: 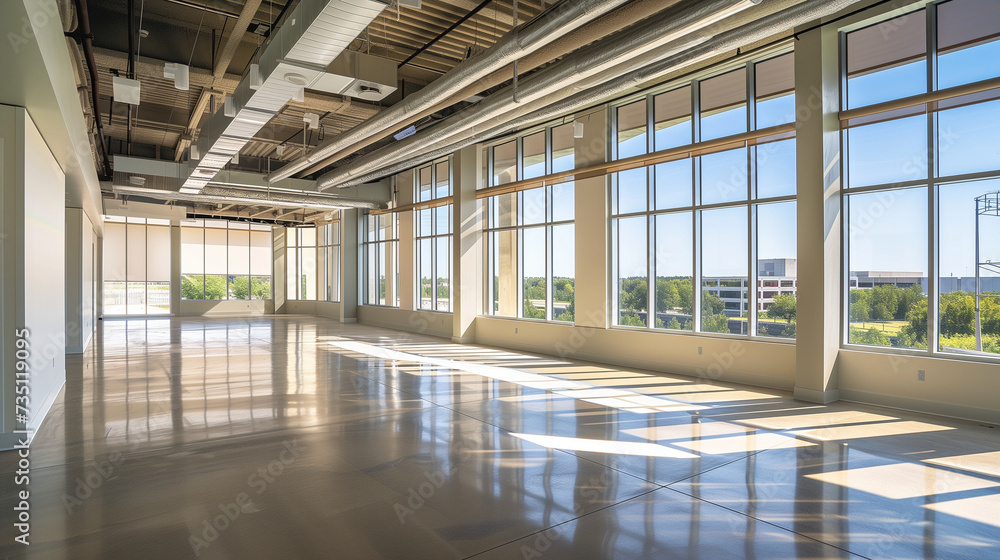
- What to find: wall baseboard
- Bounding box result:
[793,386,841,404]
[840,388,1000,426]
[340,318,358,323]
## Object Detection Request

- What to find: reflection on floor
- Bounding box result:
[1,316,998,559]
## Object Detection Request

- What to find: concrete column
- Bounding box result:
[340,210,359,322]
[396,171,415,311]
[170,223,181,315]
[794,24,842,404]
[66,208,85,353]
[574,108,610,329]
[452,145,483,342]
[274,227,287,313]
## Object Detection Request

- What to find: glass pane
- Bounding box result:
[938,179,1000,355]
[299,227,316,247]
[938,0,1000,89]
[367,215,377,243]
[521,227,546,319]
[756,138,797,198]
[847,115,927,187]
[756,202,797,338]
[330,222,341,245]
[522,131,546,180]
[366,243,376,304]
[181,226,204,275]
[617,100,647,159]
[701,207,747,334]
[418,238,433,310]
[250,230,271,276]
[419,166,433,202]
[328,246,340,301]
[181,275,204,300]
[146,282,169,314]
[436,236,450,312]
[654,212,693,331]
[701,147,748,205]
[938,98,1000,176]
[104,222,127,282]
[301,247,317,301]
[490,192,517,228]
[228,228,250,275]
[755,53,795,129]
[126,282,146,315]
[654,158,693,210]
[847,188,928,348]
[103,281,127,314]
[552,123,575,173]
[251,276,271,300]
[146,225,170,281]
[701,69,747,140]
[616,167,647,215]
[493,140,517,185]
[654,86,692,150]
[551,183,575,222]
[418,208,432,237]
[287,247,298,300]
[846,10,927,109]
[435,205,450,235]
[522,187,546,225]
[229,276,250,300]
[204,228,228,275]
[435,161,450,198]
[204,275,227,300]
[616,216,647,327]
[126,224,146,281]
[379,214,394,241]
[552,224,574,322]
[492,230,518,316]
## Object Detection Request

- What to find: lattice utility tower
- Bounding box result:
[974,192,1000,352]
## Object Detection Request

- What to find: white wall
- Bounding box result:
[1,107,66,449]
[66,208,96,353]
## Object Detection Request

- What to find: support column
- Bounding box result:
[452,145,483,342]
[340,210,359,322]
[574,109,610,329]
[396,171,415,311]
[794,24,842,404]
[170,223,181,315]
[273,227,287,314]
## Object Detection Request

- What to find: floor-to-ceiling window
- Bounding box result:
[483,122,576,322]
[842,0,1000,356]
[610,51,797,339]
[103,216,171,315]
[286,227,318,301]
[181,219,272,300]
[318,221,341,302]
[415,159,453,312]
[361,213,399,307]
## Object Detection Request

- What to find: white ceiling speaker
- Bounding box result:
[249,63,263,90]
[163,62,189,91]
[276,145,286,157]
[292,87,305,102]
[573,121,585,139]
[303,112,320,130]
[190,144,200,160]
[112,76,141,105]
[284,72,309,85]
[224,94,236,117]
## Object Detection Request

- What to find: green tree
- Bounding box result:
[667,317,682,330]
[181,275,204,300]
[619,277,648,313]
[869,285,900,321]
[849,289,870,322]
[619,312,645,327]
[230,277,250,300]
[205,276,227,300]
[768,294,797,323]
[781,322,796,338]
[251,277,271,299]
[523,298,545,319]
[702,313,730,334]
[850,326,892,346]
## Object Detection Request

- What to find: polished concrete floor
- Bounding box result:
[2,316,999,559]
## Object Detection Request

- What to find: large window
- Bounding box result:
[484,123,576,322]
[103,216,171,315]
[181,219,272,300]
[362,213,399,307]
[415,160,452,311]
[843,0,1000,356]
[611,52,797,339]
[287,222,340,301]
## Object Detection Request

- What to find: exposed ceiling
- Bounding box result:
[82,0,546,169]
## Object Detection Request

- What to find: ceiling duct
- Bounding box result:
[267,0,637,183]
[182,0,389,192]
[113,184,386,211]
[323,0,862,189]
[317,0,761,189]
